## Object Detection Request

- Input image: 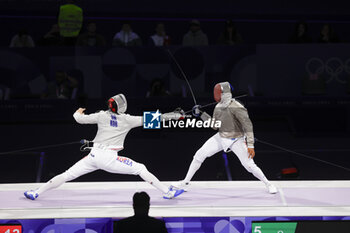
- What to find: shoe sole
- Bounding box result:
[173,189,185,198]
[24,192,33,200]
[163,189,185,199]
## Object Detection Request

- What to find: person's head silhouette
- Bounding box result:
[133,192,150,216]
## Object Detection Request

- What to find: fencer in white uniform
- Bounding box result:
[24,94,184,200]
[172,82,278,194]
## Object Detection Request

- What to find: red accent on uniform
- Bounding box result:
[110,148,122,151]
[213,83,222,102]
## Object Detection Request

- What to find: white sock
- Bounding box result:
[184,159,202,183]
[139,169,168,193]
[36,173,67,195]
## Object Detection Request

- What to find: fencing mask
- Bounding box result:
[108,94,127,114]
[214,82,233,108]
[214,82,233,102]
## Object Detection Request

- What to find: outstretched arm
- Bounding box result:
[125,109,184,129]
[161,108,185,121]
[125,115,143,128]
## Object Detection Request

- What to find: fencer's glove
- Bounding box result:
[192,105,202,117]
[174,107,185,120]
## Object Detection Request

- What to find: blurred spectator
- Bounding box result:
[148,23,170,47]
[288,21,312,43]
[44,71,78,99]
[114,192,168,233]
[37,24,62,46]
[113,22,142,47]
[146,78,171,97]
[76,22,106,47]
[317,23,340,43]
[182,19,208,46]
[58,0,83,46]
[217,20,243,45]
[9,29,35,48]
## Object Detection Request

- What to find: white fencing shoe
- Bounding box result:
[163,188,184,199]
[266,183,278,194]
[24,190,39,200]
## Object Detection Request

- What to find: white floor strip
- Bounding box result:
[278,188,287,206]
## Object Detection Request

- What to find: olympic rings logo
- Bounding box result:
[305,57,350,84]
